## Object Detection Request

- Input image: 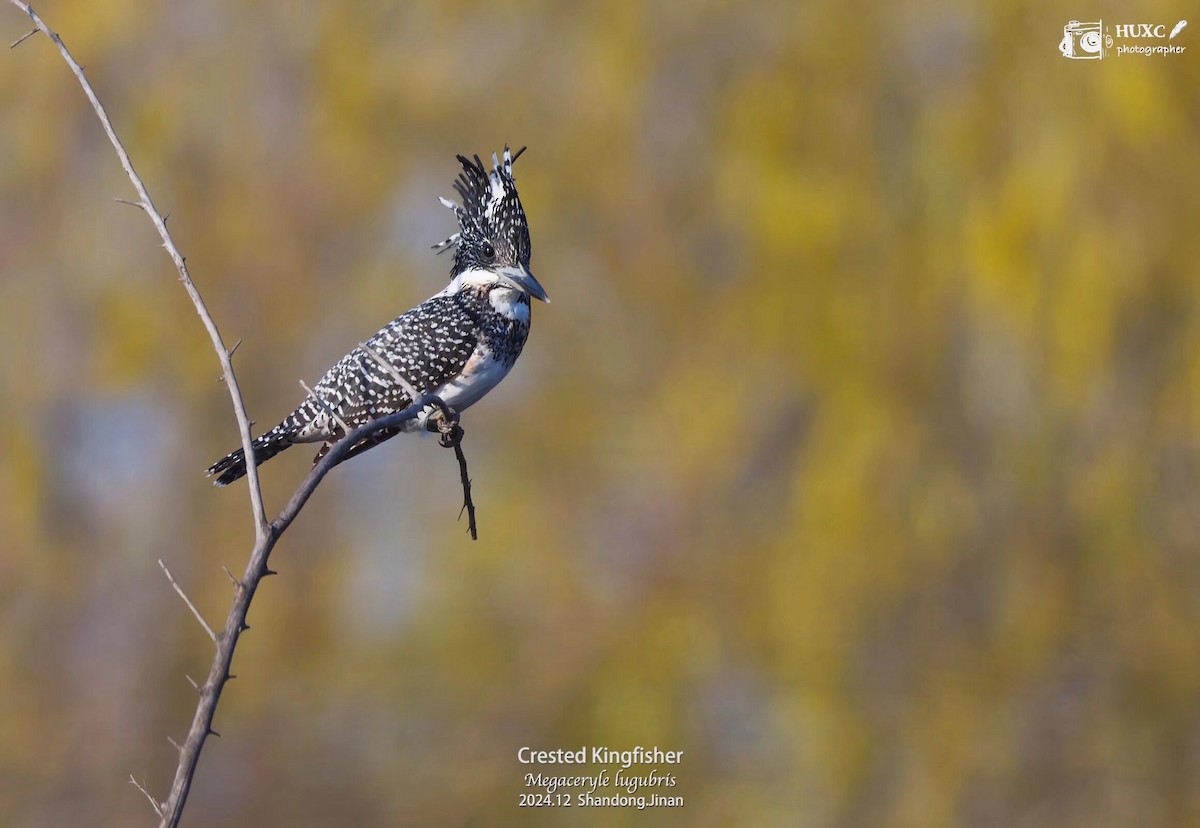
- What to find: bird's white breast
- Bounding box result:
[403,346,513,432]
[403,281,530,432]
[489,286,530,323]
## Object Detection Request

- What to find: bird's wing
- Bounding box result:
[285,294,481,441]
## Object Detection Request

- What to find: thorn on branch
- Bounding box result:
[186,674,199,691]
[159,559,217,642]
[208,728,221,739]
[129,775,163,817]
[261,566,277,578]
[10,27,37,49]
[167,735,180,750]
[227,339,242,360]
[113,196,145,212]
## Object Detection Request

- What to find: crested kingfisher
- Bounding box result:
[206,147,548,486]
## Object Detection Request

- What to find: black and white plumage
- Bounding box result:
[206,147,548,487]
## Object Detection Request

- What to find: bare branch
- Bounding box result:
[8,26,34,48]
[158,560,216,643]
[359,340,421,402]
[129,775,163,818]
[271,394,456,532]
[452,435,477,539]
[170,396,462,828]
[300,379,351,435]
[427,413,477,540]
[5,0,270,546]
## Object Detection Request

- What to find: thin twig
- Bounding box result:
[452,437,477,539]
[158,560,216,643]
[300,379,351,435]
[358,340,421,401]
[129,775,163,818]
[8,26,34,48]
[358,340,463,430]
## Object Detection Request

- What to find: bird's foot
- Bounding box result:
[438,422,465,448]
[424,403,463,447]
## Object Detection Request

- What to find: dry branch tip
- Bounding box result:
[301,379,351,435]
[129,775,163,817]
[159,559,217,642]
[9,27,35,48]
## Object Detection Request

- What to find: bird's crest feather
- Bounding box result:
[432,146,526,255]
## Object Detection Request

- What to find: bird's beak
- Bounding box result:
[497,265,550,303]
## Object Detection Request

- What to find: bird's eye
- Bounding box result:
[481,241,495,260]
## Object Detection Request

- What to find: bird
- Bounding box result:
[206,147,549,487]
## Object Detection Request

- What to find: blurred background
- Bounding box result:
[2,0,1199,825]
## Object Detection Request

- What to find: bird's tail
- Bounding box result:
[206,425,296,487]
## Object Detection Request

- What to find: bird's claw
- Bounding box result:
[438,422,464,448]
[423,403,462,447]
